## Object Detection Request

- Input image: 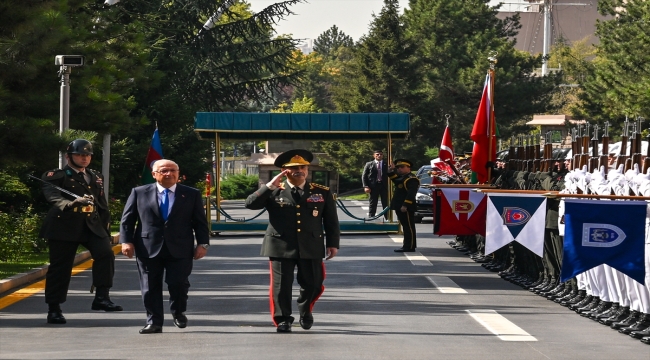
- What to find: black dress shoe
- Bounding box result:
[139,324,163,334]
[641,336,650,345]
[173,312,188,328]
[47,311,66,324]
[299,316,313,330]
[394,248,415,253]
[276,321,292,333]
[91,297,123,312]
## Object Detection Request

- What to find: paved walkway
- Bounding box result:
[1,222,647,359]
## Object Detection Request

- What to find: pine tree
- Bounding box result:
[313,25,354,59]
[581,0,650,124]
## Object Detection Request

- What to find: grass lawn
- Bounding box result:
[0,252,50,279]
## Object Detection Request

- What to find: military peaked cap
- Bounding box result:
[274,149,314,168]
[393,159,413,168]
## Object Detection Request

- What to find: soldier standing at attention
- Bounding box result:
[245,149,340,333]
[388,159,419,252]
[39,139,122,324]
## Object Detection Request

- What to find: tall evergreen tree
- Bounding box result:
[317,0,420,179]
[580,0,650,126]
[313,25,354,59]
[403,0,558,156]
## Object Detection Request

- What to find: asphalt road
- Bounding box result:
[0,200,647,359]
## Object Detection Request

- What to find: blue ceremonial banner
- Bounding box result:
[561,200,647,284]
[485,194,547,256]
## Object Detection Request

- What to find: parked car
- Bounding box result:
[414,165,434,223]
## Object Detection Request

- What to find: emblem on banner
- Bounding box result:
[452,200,474,214]
[501,207,531,226]
[582,223,626,248]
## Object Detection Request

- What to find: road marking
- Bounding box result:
[389,235,402,243]
[467,310,537,341]
[404,252,431,266]
[350,200,369,211]
[426,276,468,293]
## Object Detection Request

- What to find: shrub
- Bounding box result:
[108,198,125,225]
[219,174,259,200]
[0,206,45,262]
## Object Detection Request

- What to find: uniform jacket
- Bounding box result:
[362,160,389,188]
[39,166,111,241]
[119,183,210,259]
[388,171,420,211]
[245,182,340,259]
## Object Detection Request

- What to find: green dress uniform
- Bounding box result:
[245,181,340,326]
[388,168,420,251]
[40,165,114,305]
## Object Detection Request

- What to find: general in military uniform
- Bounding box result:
[245,149,340,333]
[39,139,122,325]
[388,159,419,252]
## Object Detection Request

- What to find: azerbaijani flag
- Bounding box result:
[141,128,163,184]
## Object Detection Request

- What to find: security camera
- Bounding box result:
[55,55,85,67]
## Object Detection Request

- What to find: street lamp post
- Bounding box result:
[55,55,84,168]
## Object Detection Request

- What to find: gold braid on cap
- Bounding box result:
[283,155,310,167]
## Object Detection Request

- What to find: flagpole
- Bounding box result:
[487,52,498,183]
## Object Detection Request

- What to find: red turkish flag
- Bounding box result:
[470,72,496,183]
[440,126,454,164]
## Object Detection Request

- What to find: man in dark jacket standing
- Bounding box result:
[388,159,420,252]
[40,139,122,325]
[120,159,210,334]
[361,150,389,219]
[245,149,340,333]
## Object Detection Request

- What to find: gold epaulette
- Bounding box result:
[309,183,329,191]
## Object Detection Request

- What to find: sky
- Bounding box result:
[246,1,518,43]
[246,0,410,42]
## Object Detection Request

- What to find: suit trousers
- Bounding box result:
[269,257,324,325]
[136,243,193,326]
[396,210,416,250]
[45,230,114,304]
[367,183,388,218]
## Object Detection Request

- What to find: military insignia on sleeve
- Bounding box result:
[307,194,324,202]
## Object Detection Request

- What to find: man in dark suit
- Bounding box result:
[388,159,419,252]
[40,139,122,324]
[362,150,389,219]
[245,149,340,333]
[120,159,210,334]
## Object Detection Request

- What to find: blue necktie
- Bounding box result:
[160,189,169,221]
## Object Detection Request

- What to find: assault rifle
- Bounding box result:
[589,124,599,173]
[599,121,610,171]
[616,117,630,170]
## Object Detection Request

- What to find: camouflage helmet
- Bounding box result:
[66,139,93,155]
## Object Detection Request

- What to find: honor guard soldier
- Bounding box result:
[39,139,121,324]
[388,159,419,252]
[245,149,340,333]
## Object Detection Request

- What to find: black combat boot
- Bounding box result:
[91,287,123,312]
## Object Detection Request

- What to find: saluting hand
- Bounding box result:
[270,169,290,188]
